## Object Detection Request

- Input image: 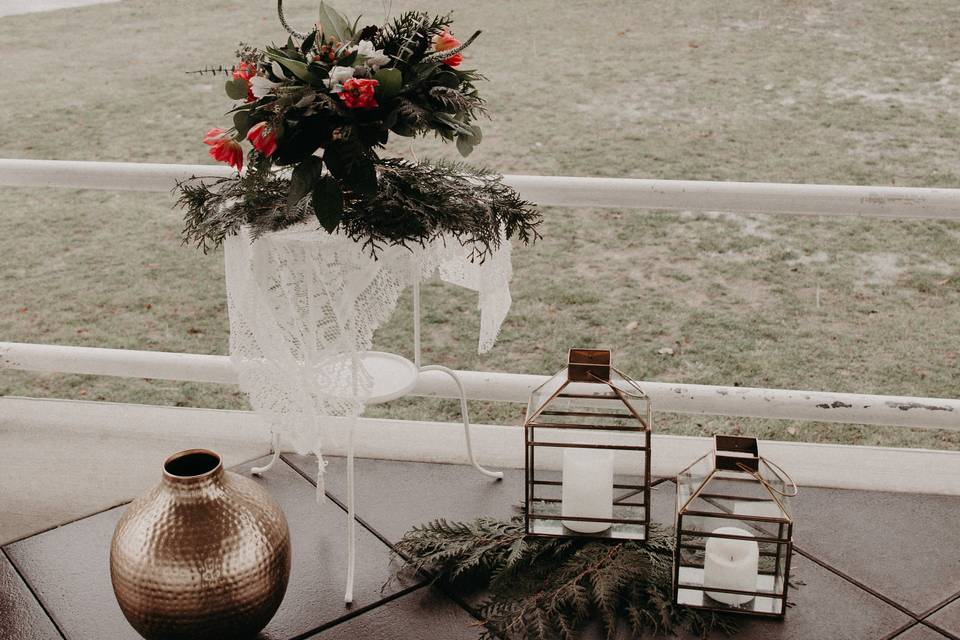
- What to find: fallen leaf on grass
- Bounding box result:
[657,347,674,356]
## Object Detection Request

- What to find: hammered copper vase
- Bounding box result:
[110,449,291,640]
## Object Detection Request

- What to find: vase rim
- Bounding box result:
[163,449,223,484]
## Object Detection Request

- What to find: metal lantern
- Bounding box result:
[673,435,797,618]
[524,348,652,540]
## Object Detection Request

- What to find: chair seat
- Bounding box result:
[315,351,419,406]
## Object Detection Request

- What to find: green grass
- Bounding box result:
[1,0,958,450]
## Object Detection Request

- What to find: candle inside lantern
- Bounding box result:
[703,526,759,606]
[561,448,613,534]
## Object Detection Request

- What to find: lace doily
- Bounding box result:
[223,223,513,464]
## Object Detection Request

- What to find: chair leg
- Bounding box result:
[251,432,281,476]
[420,365,503,480]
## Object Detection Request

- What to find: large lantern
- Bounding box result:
[673,435,796,618]
[524,348,652,540]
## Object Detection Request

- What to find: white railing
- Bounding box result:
[3,158,960,219]
[2,158,959,494]
[1,342,957,431]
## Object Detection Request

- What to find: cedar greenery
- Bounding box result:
[179,2,538,257]
[177,158,540,259]
[394,516,740,640]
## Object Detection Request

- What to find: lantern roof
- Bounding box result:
[524,348,651,430]
[677,435,794,523]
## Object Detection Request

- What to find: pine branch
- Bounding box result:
[176,157,541,260]
[395,515,748,639]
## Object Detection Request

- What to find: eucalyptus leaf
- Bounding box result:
[324,142,377,196]
[318,2,354,44]
[288,156,324,212]
[456,135,474,158]
[312,175,344,233]
[224,78,249,100]
[233,111,252,138]
[264,50,325,86]
[373,68,402,99]
[468,124,483,144]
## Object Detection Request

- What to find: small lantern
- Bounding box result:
[673,435,797,618]
[524,348,652,540]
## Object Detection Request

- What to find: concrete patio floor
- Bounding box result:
[2,454,959,639]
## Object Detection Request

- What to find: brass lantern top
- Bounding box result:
[677,435,796,524]
[525,348,651,430]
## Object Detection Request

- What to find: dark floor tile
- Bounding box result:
[307,584,481,639]
[283,455,677,545]
[793,486,960,614]
[0,550,61,640]
[926,596,960,638]
[523,553,911,640]
[892,622,954,639]
[5,456,419,640]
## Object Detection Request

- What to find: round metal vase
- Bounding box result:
[110,449,291,640]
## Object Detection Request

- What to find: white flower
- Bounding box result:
[356,39,390,69]
[250,75,279,98]
[328,65,355,87]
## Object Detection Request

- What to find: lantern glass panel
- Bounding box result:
[674,436,793,618]
[525,352,651,541]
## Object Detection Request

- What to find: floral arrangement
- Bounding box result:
[178,1,540,258]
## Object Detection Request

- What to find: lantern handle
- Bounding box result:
[588,367,649,399]
[735,459,799,498]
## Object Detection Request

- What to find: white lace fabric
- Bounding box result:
[223,223,513,460]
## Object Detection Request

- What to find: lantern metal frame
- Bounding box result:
[524,348,652,541]
[672,435,796,618]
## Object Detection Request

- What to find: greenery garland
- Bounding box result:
[395,516,740,640]
[177,157,540,259]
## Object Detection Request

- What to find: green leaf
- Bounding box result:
[318,2,354,44]
[233,111,253,138]
[225,78,249,100]
[288,156,324,212]
[312,175,344,233]
[456,135,474,158]
[300,30,317,54]
[264,49,325,86]
[373,68,402,99]
[468,124,483,145]
[324,141,377,196]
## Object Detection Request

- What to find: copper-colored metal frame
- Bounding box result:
[671,436,794,619]
[524,349,652,541]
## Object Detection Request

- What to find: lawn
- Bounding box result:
[1,0,958,450]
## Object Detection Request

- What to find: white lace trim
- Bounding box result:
[223,223,513,457]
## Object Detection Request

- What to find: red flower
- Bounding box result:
[203,128,243,172]
[232,62,256,102]
[246,122,278,157]
[432,27,462,67]
[339,78,379,109]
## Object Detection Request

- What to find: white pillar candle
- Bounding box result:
[561,448,614,534]
[703,526,759,605]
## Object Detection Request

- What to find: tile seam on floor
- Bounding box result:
[1,451,274,548]
[1,546,67,640]
[879,621,920,640]
[793,545,920,620]
[286,580,428,640]
[280,455,503,637]
[921,620,960,640]
[279,454,401,554]
[1,499,131,548]
[919,590,960,620]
